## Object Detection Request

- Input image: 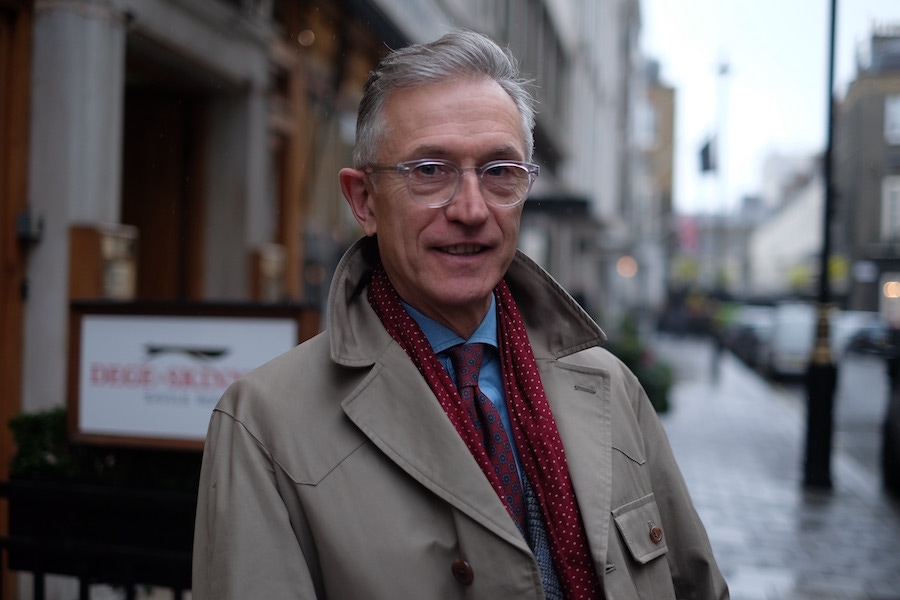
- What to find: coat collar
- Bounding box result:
[327,237,607,368]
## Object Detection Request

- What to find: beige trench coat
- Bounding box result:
[193,239,729,599]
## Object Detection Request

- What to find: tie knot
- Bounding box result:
[448,343,486,390]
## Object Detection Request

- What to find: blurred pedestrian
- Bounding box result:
[708,297,729,384]
[193,29,728,599]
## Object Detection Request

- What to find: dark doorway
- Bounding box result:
[121,37,214,300]
[121,87,207,300]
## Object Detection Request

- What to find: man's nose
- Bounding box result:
[446,171,490,221]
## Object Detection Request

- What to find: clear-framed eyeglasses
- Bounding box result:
[364,158,540,208]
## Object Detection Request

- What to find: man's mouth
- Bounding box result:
[442,244,484,255]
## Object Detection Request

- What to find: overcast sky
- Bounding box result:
[641,0,900,215]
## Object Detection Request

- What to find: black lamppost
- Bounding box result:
[803,0,838,490]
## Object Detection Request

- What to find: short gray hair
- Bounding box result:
[353,29,536,168]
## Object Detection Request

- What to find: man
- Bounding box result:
[193,30,728,599]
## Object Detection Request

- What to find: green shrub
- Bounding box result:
[606,315,673,413]
[9,406,80,479]
[8,406,201,492]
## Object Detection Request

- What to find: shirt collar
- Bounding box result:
[402,295,499,355]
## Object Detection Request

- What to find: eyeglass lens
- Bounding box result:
[407,162,532,206]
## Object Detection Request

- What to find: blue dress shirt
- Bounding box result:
[402,297,523,474]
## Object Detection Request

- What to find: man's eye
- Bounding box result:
[484,165,510,178]
[413,163,448,178]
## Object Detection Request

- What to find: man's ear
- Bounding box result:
[340,168,377,236]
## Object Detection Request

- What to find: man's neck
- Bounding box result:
[403,296,498,353]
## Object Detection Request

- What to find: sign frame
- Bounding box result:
[67,300,320,450]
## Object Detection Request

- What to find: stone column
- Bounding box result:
[23,0,126,412]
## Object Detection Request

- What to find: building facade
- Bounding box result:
[637,59,676,316]
[748,167,824,299]
[836,24,900,314]
[0,6,35,571]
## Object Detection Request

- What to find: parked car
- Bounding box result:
[845,322,895,358]
[832,311,883,360]
[721,305,774,370]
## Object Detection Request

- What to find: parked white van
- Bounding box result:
[763,302,879,379]
[764,302,818,378]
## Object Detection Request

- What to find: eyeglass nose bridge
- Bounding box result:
[449,166,487,203]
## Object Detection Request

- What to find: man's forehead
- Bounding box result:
[378,80,526,158]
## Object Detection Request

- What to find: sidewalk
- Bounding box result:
[654,335,900,600]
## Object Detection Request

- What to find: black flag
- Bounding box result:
[699,136,716,173]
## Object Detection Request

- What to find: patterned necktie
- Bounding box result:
[448,343,526,531]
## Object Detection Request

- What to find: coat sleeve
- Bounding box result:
[192,401,320,599]
[630,377,730,600]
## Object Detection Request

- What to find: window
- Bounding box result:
[885,95,900,145]
[882,176,900,240]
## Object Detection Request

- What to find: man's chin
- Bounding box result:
[439,285,497,312]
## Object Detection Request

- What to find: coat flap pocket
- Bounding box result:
[611,493,668,564]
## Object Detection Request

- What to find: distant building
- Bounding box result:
[748,165,824,299]
[674,151,823,304]
[639,60,677,315]
[665,29,900,311]
[836,23,900,312]
[759,153,819,212]
[733,25,900,310]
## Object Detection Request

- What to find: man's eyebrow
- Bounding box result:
[406,145,450,159]
[484,144,525,160]
[405,144,525,162]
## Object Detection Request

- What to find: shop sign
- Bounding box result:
[68,304,313,449]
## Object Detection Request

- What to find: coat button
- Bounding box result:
[451,558,474,585]
[649,524,664,544]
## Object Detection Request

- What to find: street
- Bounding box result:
[653,334,900,600]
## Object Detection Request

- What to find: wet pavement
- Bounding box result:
[654,335,900,600]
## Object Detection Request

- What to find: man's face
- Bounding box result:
[341,77,528,336]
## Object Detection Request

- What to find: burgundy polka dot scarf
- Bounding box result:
[367,264,601,599]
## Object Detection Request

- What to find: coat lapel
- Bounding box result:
[341,342,529,550]
[537,357,613,568]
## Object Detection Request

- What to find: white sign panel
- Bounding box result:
[77,314,297,443]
